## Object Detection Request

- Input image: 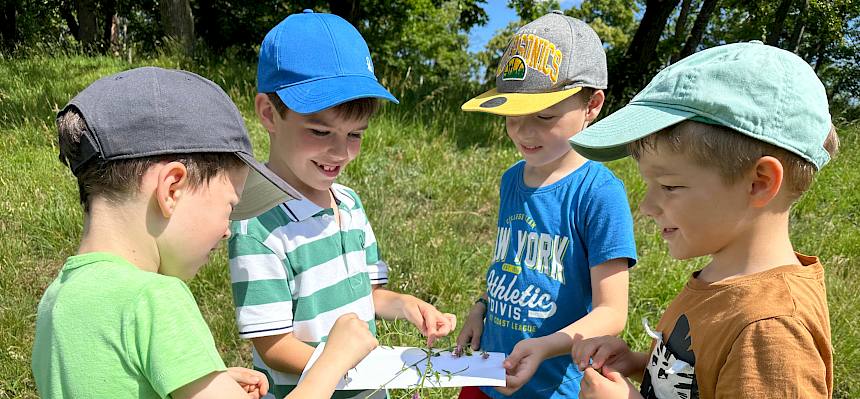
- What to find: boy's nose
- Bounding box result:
[223,226,232,240]
[639,189,659,218]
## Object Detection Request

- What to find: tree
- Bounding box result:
[677,0,720,60]
[160,0,194,53]
[608,0,679,105]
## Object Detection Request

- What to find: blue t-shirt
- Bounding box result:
[480,160,637,399]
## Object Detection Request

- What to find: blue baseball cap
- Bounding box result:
[257,10,398,114]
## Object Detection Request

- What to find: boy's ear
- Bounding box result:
[154,161,189,218]
[748,156,784,208]
[585,90,605,122]
[255,93,278,134]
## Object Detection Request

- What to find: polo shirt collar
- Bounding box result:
[282,183,356,222]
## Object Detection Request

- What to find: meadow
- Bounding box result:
[1,54,857,398]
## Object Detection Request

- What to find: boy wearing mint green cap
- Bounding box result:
[227,10,456,399]
[570,41,837,398]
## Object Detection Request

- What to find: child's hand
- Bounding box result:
[322,313,379,371]
[226,367,269,399]
[571,335,636,376]
[579,366,641,399]
[403,299,457,347]
[495,338,549,396]
[455,302,486,354]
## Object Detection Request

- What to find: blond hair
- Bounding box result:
[627,120,839,201]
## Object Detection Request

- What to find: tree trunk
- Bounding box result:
[329,0,360,24]
[669,0,694,63]
[160,0,194,54]
[60,0,79,41]
[678,0,720,60]
[787,0,808,52]
[1,0,17,52]
[766,0,793,46]
[101,0,115,53]
[76,0,99,53]
[609,0,680,104]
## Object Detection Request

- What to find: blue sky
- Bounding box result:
[467,0,582,53]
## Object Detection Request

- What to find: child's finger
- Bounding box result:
[444,313,457,330]
[470,331,481,352]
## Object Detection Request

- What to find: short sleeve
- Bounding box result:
[715,317,830,399]
[228,233,295,339]
[580,178,638,268]
[125,278,226,398]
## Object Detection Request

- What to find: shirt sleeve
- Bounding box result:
[715,317,830,399]
[228,233,295,339]
[579,178,638,268]
[125,278,226,398]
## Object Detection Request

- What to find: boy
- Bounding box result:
[570,42,837,398]
[32,66,380,399]
[457,11,637,399]
[227,11,456,399]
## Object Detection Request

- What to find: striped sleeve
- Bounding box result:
[228,231,295,339]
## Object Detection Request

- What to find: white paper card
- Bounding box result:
[298,344,507,390]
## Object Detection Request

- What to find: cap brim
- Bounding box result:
[569,103,697,162]
[276,75,398,115]
[231,153,300,220]
[461,86,583,116]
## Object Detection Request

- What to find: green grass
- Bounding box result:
[1,55,858,399]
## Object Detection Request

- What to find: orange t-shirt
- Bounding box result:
[640,253,832,399]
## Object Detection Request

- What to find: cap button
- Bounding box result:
[551,10,564,15]
[302,9,314,13]
[749,40,764,44]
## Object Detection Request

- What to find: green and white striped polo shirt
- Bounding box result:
[228,183,388,398]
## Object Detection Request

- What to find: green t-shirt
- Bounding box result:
[32,252,226,398]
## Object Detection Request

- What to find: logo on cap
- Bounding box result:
[496,33,563,84]
[366,56,374,73]
[503,56,527,81]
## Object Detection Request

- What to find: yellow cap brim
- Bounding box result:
[461,86,584,116]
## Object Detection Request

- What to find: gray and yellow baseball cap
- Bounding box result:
[461,11,607,116]
[569,41,833,169]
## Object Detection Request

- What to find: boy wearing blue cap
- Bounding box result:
[570,42,837,399]
[457,11,637,399]
[227,11,456,398]
[32,67,380,399]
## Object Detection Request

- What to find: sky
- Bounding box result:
[467,0,581,53]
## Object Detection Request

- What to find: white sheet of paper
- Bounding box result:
[298,344,506,390]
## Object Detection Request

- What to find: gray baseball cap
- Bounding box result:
[462,11,607,116]
[58,66,299,220]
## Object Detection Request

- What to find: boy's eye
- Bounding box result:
[310,129,329,137]
[348,132,364,140]
[537,115,555,120]
[661,185,683,192]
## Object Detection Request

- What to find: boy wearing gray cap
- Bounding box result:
[458,11,637,399]
[31,67,379,399]
[570,42,836,398]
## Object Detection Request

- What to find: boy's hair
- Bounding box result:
[58,108,246,211]
[571,88,596,107]
[265,93,380,121]
[628,120,840,201]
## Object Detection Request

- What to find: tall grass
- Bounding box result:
[1,55,857,399]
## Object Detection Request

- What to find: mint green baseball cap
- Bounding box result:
[569,41,833,169]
